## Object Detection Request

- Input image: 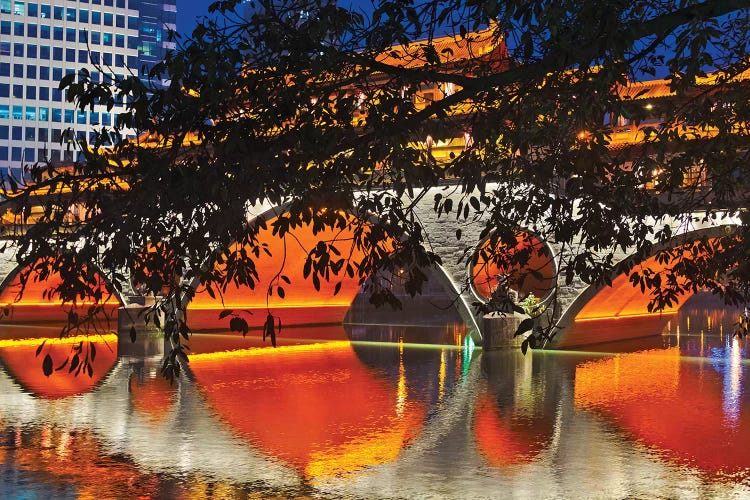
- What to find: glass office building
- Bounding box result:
[0,0,176,175]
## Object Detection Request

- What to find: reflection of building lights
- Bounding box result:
[396,337,406,417]
[438,349,446,403]
[722,337,743,427]
[645,103,653,110]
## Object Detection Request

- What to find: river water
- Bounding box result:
[0,295,749,498]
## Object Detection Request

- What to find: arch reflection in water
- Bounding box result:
[0,324,118,399]
[474,351,559,469]
[574,339,750,479]
[187,323,472,481]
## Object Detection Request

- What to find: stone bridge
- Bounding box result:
[0,184,735,349]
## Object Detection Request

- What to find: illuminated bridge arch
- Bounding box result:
[185,205,480,338]
[0,255,124,324]
[552,226,735,349]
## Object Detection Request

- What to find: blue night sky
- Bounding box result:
[176,0,216,35]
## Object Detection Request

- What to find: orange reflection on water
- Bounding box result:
[2,425,184,497]
[129,370,177,424]
[473,389,553,468]
[189,338,426,480]
[0,334,118,398]
[574,347,750,478]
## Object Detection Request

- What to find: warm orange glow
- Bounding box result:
[189,338,426,480]
[2,426,181,497]
[187,213,392,330]
[472,231,555,301]
[0,334,118,399]
[129,371,177,424]
[0,258,121,324]
[574,347,750,478]
[559,239,720,348]
[473,389,552,467]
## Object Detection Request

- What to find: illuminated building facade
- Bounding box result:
[0,0,176,177]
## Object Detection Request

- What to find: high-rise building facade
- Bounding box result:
[133,0,175,83]
[0,0,176,176]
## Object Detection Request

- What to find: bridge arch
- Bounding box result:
[0,255,124,324]
[469,229,557,307]
[552,226,736,349]
[184,204,480,338]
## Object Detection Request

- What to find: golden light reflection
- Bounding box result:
[0,334,118,399]
[189,341,427,481]
[574,347,750,478]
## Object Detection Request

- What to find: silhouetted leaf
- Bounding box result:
[42,354,53,377]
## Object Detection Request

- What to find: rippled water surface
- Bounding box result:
[1,295,749,498]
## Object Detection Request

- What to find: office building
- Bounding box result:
[0,0,176,176]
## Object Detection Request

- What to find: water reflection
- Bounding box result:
[0,294,748,497]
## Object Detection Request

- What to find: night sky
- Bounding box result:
[176,0,215,35]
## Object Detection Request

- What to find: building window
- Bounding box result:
[64,110,74,124]
[38,128,48,141]
[53,6,63,20]
[40,4,49,18]
[79,30,88,43]
[128,36,137,50]
[79,9,88,23]
[24,148,35,163]
[104,13,113,26]
[115,14,124,28]
[50,149,60,162]
[0,42,9,56]
[26,44,36,58]
[25,84,36,99]
[12,85,22,98]
[52,109,62,122]
[92,11,100,24]
[25,107,37,121]
[103,32,112,45]
[0,21,10,35]
[128,16,137,29]
[53,67,62,81]
[27,23,37,37]
[77,111,86,125]
[39,45,49,59]
[13,43,23,57]
[12,106,22,120]
[27,2,37,17]
[12,148,22,162]
[103,53,112,66]
[0,105,9,119]
[13,1,24,16]
[0,63,9,77]
[115,34,124,48]
[25,126,35,140]
[26,65,36,79]
[13,64,22,77]
[53,47,62,61]
[66,8,76,22]
[0,83,7,97]
[39,86,48,99]
[0,0,9,14]
[66,28,76,42]
[0,147,7,162]
[91,31,100,44]
[12,127,21,140]
[0,126,7,139]
[38,107,48,121]
[78,50,88,63]
[40,25,49,38]
[52,89,62,102]
[14,22,23,36]
[66,48,75,63]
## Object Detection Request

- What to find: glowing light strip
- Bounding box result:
[188,340,353,362]
[0,334,117,348]
[575,311,678,322]
[187,303,352,310]
[0,301,121,306]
